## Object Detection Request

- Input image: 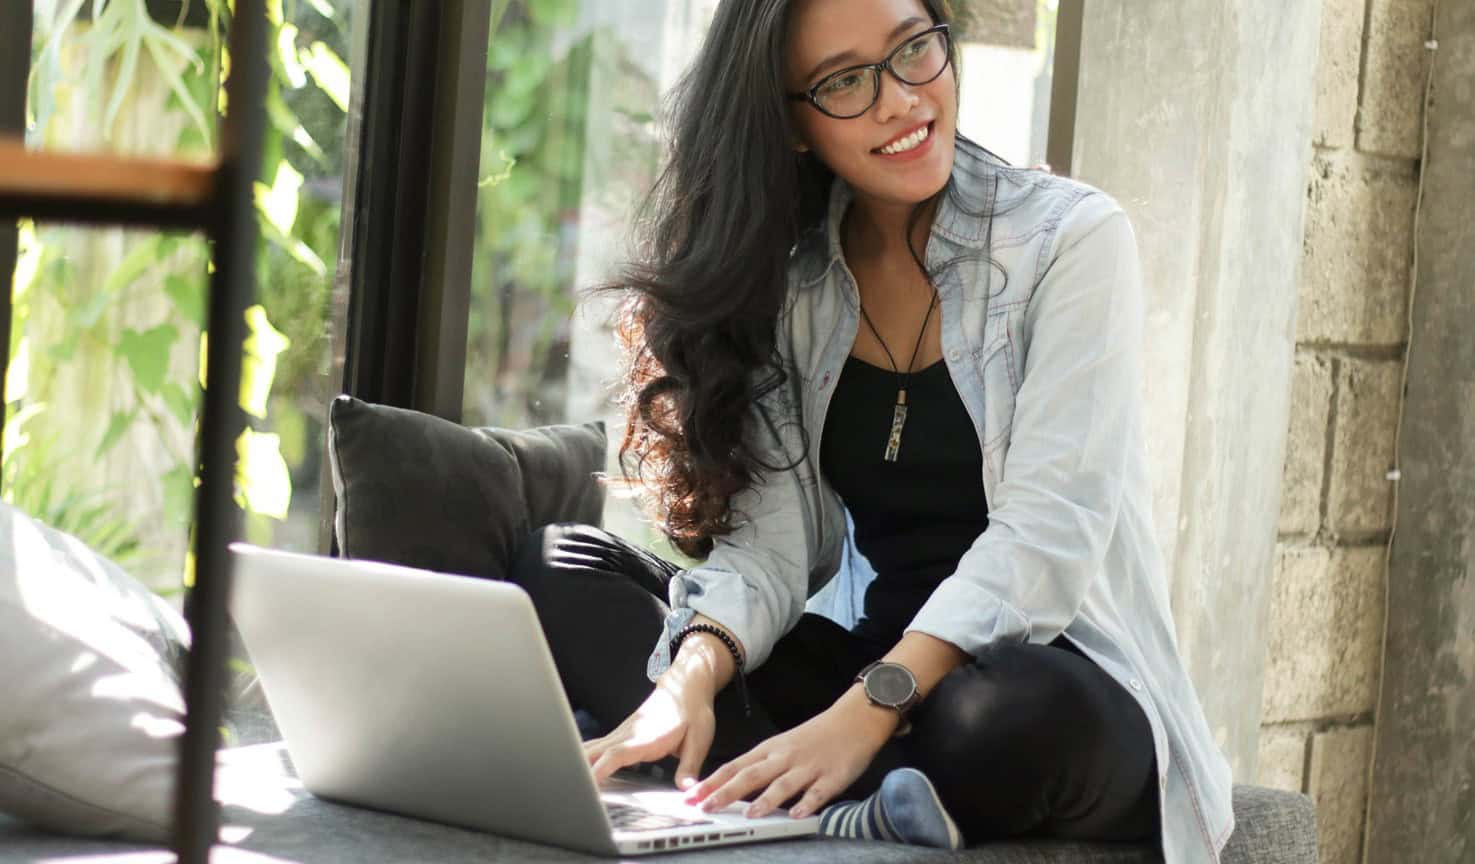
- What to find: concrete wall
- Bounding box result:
[955,0,1037,48]
[1072,4,1463,861]
[1363,0,1475,859]
[1071,0,1321,779]
[1253,1,1435,863]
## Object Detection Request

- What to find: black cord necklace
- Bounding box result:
[858,289,938,462]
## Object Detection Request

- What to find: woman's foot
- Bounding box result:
[817,767,964,849]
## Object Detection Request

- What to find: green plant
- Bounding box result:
[466,0,591,428]
[7,0,353,588]
[0,414,150,574]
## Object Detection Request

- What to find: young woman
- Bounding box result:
[504,0,1234,861]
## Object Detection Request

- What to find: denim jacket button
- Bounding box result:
[1130,678,1144,691]
[949,349,961,362]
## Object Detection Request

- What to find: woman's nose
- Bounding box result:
[873,72,922,124]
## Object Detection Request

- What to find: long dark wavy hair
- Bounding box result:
[608,0,972,558]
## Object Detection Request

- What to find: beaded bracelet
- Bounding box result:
[670,623,752,717]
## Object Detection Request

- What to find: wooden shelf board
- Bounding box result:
[0,137,216,211]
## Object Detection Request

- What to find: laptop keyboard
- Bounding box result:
[605,801,714,833]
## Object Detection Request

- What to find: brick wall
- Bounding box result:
[1258,1,1433,862]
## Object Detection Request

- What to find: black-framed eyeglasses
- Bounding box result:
[787,24,952,120]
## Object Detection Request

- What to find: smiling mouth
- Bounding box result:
[875,122,933,156]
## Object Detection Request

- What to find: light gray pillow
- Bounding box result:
[0,500,190,842]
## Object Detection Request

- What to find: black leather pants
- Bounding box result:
[504,522,1160,845]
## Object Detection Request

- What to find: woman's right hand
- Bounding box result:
[583,662,720,790]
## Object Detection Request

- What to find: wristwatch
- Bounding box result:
[854,661,921,717]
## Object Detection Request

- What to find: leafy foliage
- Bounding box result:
[465,0,591,428]
[7,0,352,586]
[1,410,148,573]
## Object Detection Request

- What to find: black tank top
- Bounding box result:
[819,355,990,646]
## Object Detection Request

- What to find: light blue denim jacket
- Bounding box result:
[646,141,1235,863]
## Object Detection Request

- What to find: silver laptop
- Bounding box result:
[227,543,820,856]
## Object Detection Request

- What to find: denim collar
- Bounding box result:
[816,138,1000,304]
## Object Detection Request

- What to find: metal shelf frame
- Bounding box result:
[0,2,267,861]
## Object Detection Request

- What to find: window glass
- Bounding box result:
[463,0,712,552]
[953,0,1059,168]
[464,0,706,430]
[7,0,356,599]
[461,0,1059,553]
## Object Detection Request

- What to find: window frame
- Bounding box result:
[320,0,490,552]
[0,0,1088,855]
[0,1,31,473]
[2,0,1086,561]
[1046,0,1084,177]
[335,0,487,419]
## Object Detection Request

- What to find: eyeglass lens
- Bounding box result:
[813,30,949,118]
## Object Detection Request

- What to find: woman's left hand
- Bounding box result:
[682,695,895,820]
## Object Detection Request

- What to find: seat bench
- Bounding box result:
[0,742,1316,863]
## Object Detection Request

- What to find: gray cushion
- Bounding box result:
[1220,785,1318,864]
[0,499,292,839]
[327,396,606,579]
[0,741,1317,864]
[0,501,190,843]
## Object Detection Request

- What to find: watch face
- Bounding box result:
[866,663,916,707]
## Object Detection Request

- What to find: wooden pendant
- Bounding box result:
[884,389,908,462]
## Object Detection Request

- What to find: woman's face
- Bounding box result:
[784,0,958,209]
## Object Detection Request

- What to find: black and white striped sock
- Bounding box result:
[818,791,900,841]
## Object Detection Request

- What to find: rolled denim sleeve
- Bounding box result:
[906,195,1144,655]
[645,409,814,680]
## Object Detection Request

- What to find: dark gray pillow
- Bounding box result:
[327,396,606,580]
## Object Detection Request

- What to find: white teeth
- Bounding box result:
[880,124,930,155]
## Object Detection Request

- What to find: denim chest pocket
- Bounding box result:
[978,306,1013,366]
[978,306,1022,451]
